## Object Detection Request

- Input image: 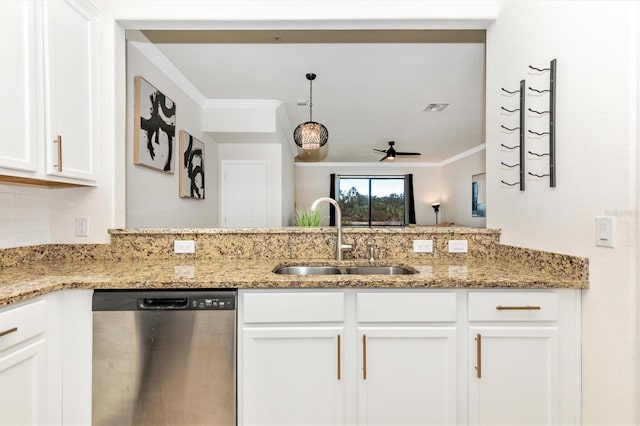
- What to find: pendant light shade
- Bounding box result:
[294,73,328,150]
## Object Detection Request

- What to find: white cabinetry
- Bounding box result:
[467,291,579,426]
[0,0,97,186]
[356,292,458,426]
[0,299,47,426]
[239,289,580,426]
[240,292,346,425]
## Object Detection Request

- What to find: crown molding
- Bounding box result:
[127,30,207,106]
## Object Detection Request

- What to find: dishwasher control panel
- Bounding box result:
[190,297,235,310]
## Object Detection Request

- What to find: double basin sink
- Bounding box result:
[274,265,417,276]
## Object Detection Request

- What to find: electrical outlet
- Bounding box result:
[448,240,468,253]
[75,217,88,237]
[174,240,195,254]
[413,240,433,253]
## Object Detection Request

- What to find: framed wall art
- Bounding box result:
[179,130,205,199]
[134,76,176,173]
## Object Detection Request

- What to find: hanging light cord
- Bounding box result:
[308,79,313,122]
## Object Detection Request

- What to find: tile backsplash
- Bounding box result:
[0,183,50,249]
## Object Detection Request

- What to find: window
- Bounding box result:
[336,176,408,226]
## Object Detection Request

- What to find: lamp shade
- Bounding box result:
[293,73,328,152]
[294,121,328,150]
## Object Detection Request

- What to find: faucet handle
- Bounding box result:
[367,241,375,262]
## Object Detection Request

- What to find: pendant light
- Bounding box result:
[294,73,328,150]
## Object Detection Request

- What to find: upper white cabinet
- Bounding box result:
[42,0,97,182]
[0,0,97,186]
[0,1,38,173]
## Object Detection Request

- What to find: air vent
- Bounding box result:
[424,103,449,112]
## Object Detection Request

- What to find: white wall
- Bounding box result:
[126,40,219,228]
[295,163,442,225]
[441,148,486,227]
[486,2,639,423]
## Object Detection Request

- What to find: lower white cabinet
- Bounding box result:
[239,289,580,426]
[357,327,457,425]
[242,327,346,425]
[467,291,580,426]
[468,327,558,425]
[0,298,49,426]
[0,339,47,426]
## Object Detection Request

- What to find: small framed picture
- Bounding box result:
[179,130,205,199]
[133,76,176,173]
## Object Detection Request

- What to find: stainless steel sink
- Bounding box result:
[273,266,342,275]
[273,265,417,275]
[344,266,416,275]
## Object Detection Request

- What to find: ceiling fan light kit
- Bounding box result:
[294,73,328,151]
[374,141,421,162]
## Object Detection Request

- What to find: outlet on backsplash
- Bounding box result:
[174,240,195,254]
[448,240,468,253]
[413,240,433,253]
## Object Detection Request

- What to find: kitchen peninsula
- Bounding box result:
[0,227,587,305]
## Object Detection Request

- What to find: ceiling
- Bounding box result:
[142,30,486,163]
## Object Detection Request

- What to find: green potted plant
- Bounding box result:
[295,207,322,226]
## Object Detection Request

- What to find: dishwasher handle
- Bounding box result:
[138,298,189,310]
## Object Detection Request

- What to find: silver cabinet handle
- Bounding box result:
[0,327,18,338]
[54,135,62,172]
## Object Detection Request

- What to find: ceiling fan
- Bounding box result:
[374,141,421,162]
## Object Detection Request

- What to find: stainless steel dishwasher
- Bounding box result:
[92,289,237,426]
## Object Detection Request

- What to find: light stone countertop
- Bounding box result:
[0,257,587,307]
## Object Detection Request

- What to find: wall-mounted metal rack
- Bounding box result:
[499,80,525,191]
[527,59,556,187]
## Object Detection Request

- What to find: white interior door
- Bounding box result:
[221,160,269,227]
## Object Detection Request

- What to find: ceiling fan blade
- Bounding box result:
[373,149,388,153]
[379,155,389,162]
[396,152,422,156]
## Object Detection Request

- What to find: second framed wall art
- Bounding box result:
[179,130,205,199]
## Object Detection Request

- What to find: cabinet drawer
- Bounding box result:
[468,292,558,322]
[357,292,456,322]
[243,292,344,323]
[0,299,46,352]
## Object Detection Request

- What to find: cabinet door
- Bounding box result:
[241,326,345,426]
[468,327,559,425]
[43,0,96,182]
[0,339,46,426]
[357,327,457,426]
[0,1,38,174]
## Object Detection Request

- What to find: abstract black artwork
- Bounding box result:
[134,76,176,173]
[179,130,205,199]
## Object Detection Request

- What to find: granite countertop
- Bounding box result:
[0,257,587,307]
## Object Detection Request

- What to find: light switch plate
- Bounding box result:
[174,240,195,254]
[595,216,615,248]
[413,240,433,253]
[448,240,468,253]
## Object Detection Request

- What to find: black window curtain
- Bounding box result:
[329,174,336,226]
[405,174,416,225]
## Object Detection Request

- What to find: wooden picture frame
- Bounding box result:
[133,76,176,173]
[179,130,205,199]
